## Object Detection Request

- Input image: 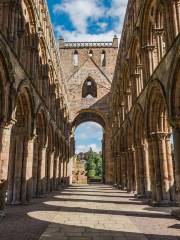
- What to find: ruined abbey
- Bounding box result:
[0,0,180,231]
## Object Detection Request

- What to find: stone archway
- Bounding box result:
[7,87,34,204]
[71,109,112,184]
[146,82,175,204]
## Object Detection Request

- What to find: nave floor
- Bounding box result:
[0,184,180,240]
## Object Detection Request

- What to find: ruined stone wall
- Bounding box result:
[60,38,118,184]
[110,0,180,208]
[0,0,71,209]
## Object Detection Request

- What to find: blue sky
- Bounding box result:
[47,0,128,152]
[47,0,128,42]
[75,122,103,153]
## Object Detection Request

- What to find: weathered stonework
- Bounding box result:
[60,38,118,184]
[72,157,87,184]
[0,0,180,221]
[110,0,180,214]
[0,0,71,212]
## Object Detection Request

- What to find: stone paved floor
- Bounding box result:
[38,184,180,240]
[0,184,180,240]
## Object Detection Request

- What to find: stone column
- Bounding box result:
[12,134,24,204]
[0,122,14,210]
[53,152,59,190]
[134,146,141,195]
[166,133,176,201]
[46,149,51,193]
[21,136,35,202]
[147,137,156,202]
[172,127,180,217]
[32,137,38,197]
[50,151,54,191]
[157,133,170,203]
[141,143,151,196]
[173,127,180,204]
[119,154,123,189]
[143,45,155,77]
[59,155,63,184]
[40,147,47,195]
[117,155,121,186]
[171,0,180,36]
[122,152,127,189]
[113,150,118,184]
[151,134,163,203]
[129,147,137,193]
[127,149,133,192]
[137,146,145,196]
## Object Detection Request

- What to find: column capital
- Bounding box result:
[153,28,164,36]
[142,44,155,51]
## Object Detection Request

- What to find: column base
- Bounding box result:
[134,193,147,198]
[10,201,21,205]
[0,210,6,219]
[35,194,46,199]
[8,200,33,205]
[171,209,180,219]
[148,199,177,207]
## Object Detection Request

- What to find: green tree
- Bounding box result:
[85,148,102,178]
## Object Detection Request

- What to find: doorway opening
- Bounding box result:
[73,121,104,183]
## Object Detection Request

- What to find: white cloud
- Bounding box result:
[75,122,103,153]
[97,22,108,31]
[76,144,101,154]
[53,0,105,33]
[55,25,117,42]
[75,122,103,141]
[108,0,128,32]
[53,0,128,42]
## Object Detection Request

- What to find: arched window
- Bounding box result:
[73,50,79,66]
[82,78,97,98]
[89,50,93,57]
[101,50,106,67]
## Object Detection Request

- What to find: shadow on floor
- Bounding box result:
[58,192,133,198]
[52,196,147,205]
[38,222,180,240]
[0,185,179,240]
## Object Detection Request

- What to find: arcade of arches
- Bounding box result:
[0,0,180,222]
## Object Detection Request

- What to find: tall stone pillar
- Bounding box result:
[147,137,156,202]
[151,135,163,203]
[134,146,141,195]
[21,136,35,202]
[113,150,118,184]
[54,153,59,190]
[131,147,137,192]
[171,0,180,36]
[157,133,171,203]
[173,128,180,203]
[142,143,151,196]
[117,155,121,186]
[143,45,155,77]
[0,122,14,211]
[40,146,47,195]
[50,151,55,191]
[166,133,176,201]
[137,146,145,195]
[12,135,24,204]
[127,148,133,192]
[121,152,127,189]
[32,137,38,197]
[172,127,180,217]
